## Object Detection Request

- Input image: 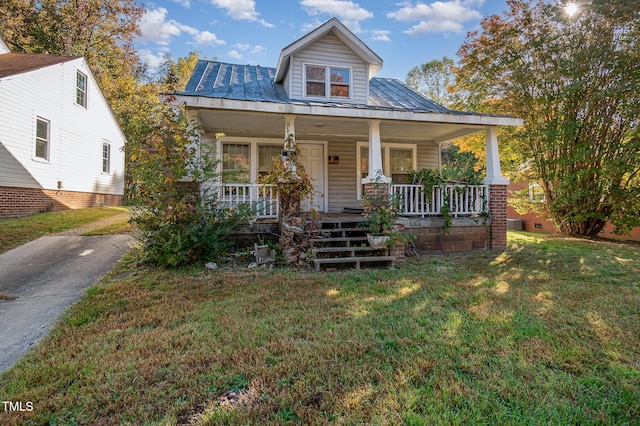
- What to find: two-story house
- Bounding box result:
[0,36,125,217]
[172,18,522,252]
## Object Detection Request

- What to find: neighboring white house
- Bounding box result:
[0,36,125,217]
[172,18,522,251]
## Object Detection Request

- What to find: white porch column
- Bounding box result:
[483,126,510,185]
[282,114,297,174]
[362,119,391,184]
[283,114,296,151]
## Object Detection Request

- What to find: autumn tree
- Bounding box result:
[457,0,640,237]
[406,56,460,108]
[0,0,144,114]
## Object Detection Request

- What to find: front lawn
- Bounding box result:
[0,207,129,254]
[1,232,638,424]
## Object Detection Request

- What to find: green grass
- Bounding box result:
[0,207,129,254]
[1,232,638,425]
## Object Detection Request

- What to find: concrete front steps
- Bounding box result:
[309,218,396,271]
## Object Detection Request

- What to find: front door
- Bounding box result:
[298,143,325,212]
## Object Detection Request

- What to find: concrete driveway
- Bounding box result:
[0,234,134,374]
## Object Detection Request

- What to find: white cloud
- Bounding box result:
[387,0,483,36]
[209,0,274,27]
[369,29,391,42]
[138,8,226,49]
[139,8,183,45]
[194,31,226,46]
[233,43,265,55]
[300,0,373,32]
[227,50,242,59]
[170,0,191,7]
[138,48,167,70]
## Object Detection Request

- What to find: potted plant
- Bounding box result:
[361,178,411,248]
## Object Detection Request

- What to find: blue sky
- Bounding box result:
[135,0,510,80]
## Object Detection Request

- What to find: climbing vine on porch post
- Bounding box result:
[258,115,314,264]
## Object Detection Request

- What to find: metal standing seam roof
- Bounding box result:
[178,60,457,114]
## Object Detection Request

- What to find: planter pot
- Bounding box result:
[367,233,390,249]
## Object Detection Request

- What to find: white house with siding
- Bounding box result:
[0,36,125,217]
[172,18,522,253]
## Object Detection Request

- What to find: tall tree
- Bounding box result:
[0,0,144,122]
[406,56,459,108]
[457,0,640,237]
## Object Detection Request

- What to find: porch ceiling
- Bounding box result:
[195,109,489,143]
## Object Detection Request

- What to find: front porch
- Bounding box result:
[218,181,493,260]
[212,181,489,220]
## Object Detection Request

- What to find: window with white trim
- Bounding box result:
[102,142,111,173]
[222,143,250,183]
[357,142,417,199]
[258,145,282,177]
[35,117,50,161]
[76,71,87,108]
[304,64,351,99]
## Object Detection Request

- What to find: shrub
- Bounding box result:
[127,103,253,267]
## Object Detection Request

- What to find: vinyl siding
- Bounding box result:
[417,142,440,170]
[289,33,368,104]
[0,58,125,194]
[326,140,440,213]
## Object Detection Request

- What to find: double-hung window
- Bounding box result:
[258,145,282,177]
[76,71,87,108]
[304,64,351,99]
[222,143,250,183]
[357,142,417,199]
[35,118,50,161]
[102,142,111,173]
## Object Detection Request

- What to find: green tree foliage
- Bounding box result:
[127,102,253,267]
[457,0,640,237]
[406,56,459,108]
[440,142,483,184]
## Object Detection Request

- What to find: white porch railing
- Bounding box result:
[211,183,279,219]
[392,184,488,217]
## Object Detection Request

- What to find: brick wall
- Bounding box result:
[0,186,122,218]
[488,184,508,249]
[399,217,489,253]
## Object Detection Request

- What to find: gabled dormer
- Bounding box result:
[274,18,383,105]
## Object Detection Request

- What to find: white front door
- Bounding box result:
[298,143,325,212]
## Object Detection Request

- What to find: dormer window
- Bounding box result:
[304,64,351,99]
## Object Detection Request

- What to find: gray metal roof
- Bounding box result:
[179,60,453,114]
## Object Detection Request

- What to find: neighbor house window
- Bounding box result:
[102,142,111,173]
[35,117,50,160]
[529,183,546,203]
[304,64,351,99]
[76,71,87,107]
[222,143,250,182]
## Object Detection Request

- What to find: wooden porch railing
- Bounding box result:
[392,183,488,217]
[210,183,279,219]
